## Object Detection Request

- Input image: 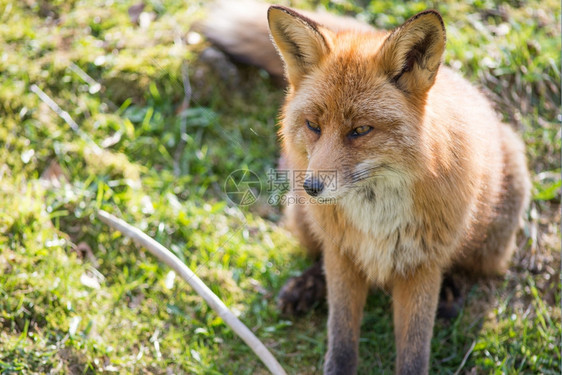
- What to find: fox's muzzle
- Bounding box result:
[303,177,324,197]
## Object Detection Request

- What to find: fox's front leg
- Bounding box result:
[392,265,442,375]
[323,245,369,375]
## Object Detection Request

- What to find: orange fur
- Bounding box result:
[270,7,530,374]
[203,3,530,374]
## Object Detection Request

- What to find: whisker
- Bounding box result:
[343,164,388,183]
[343,165,384,181]
[327,164,405,196]
[339,164,403,192]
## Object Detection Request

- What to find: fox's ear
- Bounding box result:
[378,10,445,95]
[268,6,332,86]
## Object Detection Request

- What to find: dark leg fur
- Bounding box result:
[393,267,441,375]
[437,273,465,320]
[277,260,326,316]
[323,248,369,375]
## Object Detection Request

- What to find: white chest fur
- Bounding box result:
[337,176,428,284]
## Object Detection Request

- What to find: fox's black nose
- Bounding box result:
[303,177,324,197]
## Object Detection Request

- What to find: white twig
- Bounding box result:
[97,210,287,375]
[453,340,476,375]
[69,63,102,94]
[30,84,102,154]
[173,62,192,176]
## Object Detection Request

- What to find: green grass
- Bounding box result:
[0,0,559,373]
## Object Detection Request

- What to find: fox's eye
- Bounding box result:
[350,125,373,137]
[306,120,321,134]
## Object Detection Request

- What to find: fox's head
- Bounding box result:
[268,6,446,200]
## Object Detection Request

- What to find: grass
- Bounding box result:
[0,0,559,373]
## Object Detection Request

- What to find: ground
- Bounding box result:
[0,0,560,374]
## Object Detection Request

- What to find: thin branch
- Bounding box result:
[173,62,193,176]
[69,63,102,94]
[30,84,102,154]
[181,61,193,103]
[68,62,118,111]
[96,210,287,375]
[453,340,476,375]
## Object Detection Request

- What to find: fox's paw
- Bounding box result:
[277,260,326,316]
[437,273,465,320]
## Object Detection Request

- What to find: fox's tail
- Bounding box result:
[197,0,374,83]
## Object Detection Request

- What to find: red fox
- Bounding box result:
[201,2,530,374]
